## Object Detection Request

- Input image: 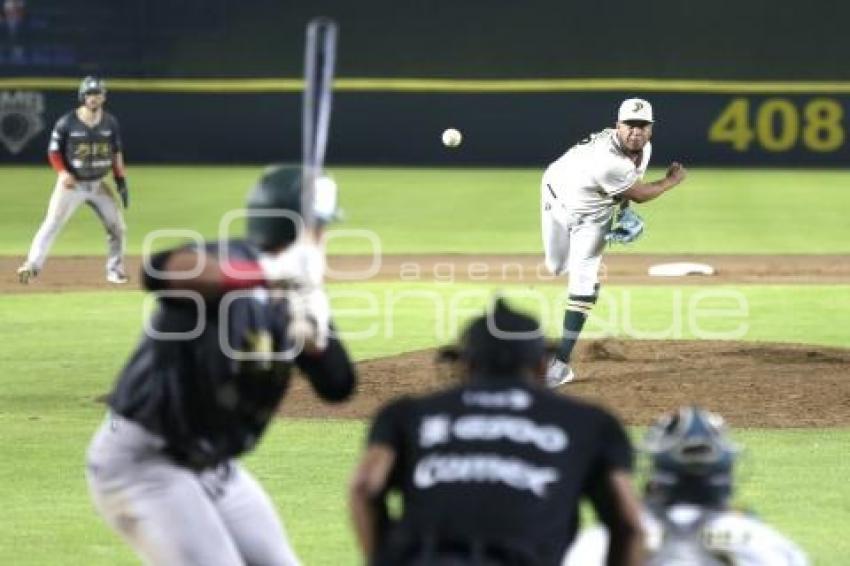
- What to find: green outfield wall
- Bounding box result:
[1,81,848,165]
[1,0,846,165]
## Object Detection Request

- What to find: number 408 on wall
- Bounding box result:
[708,97,845,153]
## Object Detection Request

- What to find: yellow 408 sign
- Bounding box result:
[708,97,845,153]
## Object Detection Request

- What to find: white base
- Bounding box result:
[648,262,716,277]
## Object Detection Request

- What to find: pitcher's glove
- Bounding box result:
[606,207,644,244]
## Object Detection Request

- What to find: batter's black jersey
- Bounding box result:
[48,110,123,181]
[108,239,356,469]
[368,379,632,566]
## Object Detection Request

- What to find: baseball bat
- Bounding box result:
[301,17,337,231]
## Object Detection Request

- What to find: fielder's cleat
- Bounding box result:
[546,358,575,388]
[16,264,38,284]
[106,269,129,284]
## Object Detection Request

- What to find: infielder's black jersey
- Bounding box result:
[369,379,632,566]
[48,110,123,181]
[108,239,356,469]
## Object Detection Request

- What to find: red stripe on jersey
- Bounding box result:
[48,151,66,173]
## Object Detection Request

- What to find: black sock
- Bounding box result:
[558,293,598,362]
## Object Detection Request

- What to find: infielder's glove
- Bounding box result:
[116,177,130,209]
[606,207,644,244]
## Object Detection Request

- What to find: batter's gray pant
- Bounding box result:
[86,414,301,566]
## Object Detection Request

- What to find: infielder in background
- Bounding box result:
[86,165,357,565]
[17,75,130,284]
[350,299,644,566]
[542,98,687,386]
[564,406,810,565]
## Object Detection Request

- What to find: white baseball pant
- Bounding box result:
[540,189,611,297]
[86,414,301,566]
[26,177,125,274]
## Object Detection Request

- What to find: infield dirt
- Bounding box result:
[282,339,850,428]
[2,253,850,293]
[5,253,848,427]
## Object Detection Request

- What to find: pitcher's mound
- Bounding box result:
[281,340,850,428]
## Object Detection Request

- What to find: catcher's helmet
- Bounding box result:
[643,406,739,508]
[78,76,106,101]
[245,164,304,251]
[458,298,546,377]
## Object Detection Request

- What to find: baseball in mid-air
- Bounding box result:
[441,128,463,148]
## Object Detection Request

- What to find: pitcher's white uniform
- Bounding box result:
[563,504,810,566]
[541,129,651,296]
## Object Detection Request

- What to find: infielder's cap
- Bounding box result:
[618,98,654,123]
[79,76,106,98]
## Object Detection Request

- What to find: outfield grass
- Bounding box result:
[1,285,848,564]
[2,165,850,255]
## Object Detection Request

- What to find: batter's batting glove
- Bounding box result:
[116,177,130,209]
[606,207,644,244]
[259,241,331,352]
[314,175,342,223]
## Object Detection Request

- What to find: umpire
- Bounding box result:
[349,299,644,566]
[86,165,356,565]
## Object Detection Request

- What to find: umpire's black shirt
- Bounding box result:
[369,377,632,566]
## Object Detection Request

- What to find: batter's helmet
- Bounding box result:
[78,76,106,102]
[245,164,304,251]
[456,298,547,377]
[643,406,739,507]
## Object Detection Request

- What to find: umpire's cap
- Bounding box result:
[446,298,548,377]
[245,164,304,251]
[78,76,106,101]
[643,406,739,507]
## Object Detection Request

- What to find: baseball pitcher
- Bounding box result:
[541,98,687,386]
[17,76,130,284]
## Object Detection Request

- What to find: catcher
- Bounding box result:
[564,406,810,565]
[541,98,687,386]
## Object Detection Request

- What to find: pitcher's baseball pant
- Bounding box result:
[541,206,608,296]
[86,414,301,566]
[26,177,125,274]
[541,184,613,361]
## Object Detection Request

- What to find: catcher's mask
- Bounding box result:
[245,164,305,251]
[437,298,551,379]
[78,76,106,102]
[643,406,739,508]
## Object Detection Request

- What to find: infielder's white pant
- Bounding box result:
[541,198,611,297]
[86,414,301,566]
[26,177,125,273]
